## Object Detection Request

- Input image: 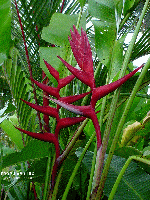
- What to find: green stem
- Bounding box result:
[108,156,150,200]
[120,93,150,99]
[57,118,89,164]
[86,144,97,200]
[0,145,3,196]
[76,8,83,30]
[43,150,52,200]
[99,72,109,127]
[61,131,96,200]
[51,165,64,200]
[95,0,150,199]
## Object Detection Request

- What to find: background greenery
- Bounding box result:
[0,0,150,199]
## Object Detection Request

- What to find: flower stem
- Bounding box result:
[43,151,51,200]
[51,165,64,200]
[95,0,150,198]
[108,156,150,200]
[61,131,96,200]
[57,118,89,164]
[86,144,97,200]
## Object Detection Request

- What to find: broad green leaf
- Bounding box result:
[114,146,142,159]
[75,147,94,172]
[109,37,124,81]
[104,155,150,199]
[42,13,86,46]
[0,119,24,150]
[89,0,116,23]
[92,20,116,66]
[3,102,16,115]
[89,0,117,66]
[2,140,51,169]
[0,0,11,56]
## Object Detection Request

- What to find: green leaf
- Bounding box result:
[109,37,124,81]
[2,140,51,169]
[89,0,117,66]
[89,0,116,23]
[104,155,150,199]
[42,13,85,46]
[114,146,142,159]
[3,102,16,115]
[0,119,24,150]
[0,0,11,56]
[75,147,94,172]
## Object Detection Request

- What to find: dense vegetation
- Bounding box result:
[0,0,150,199]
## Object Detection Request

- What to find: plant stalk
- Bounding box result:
[62,131,96,200]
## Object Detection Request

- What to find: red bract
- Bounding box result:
[16,127,60,158]
[90,64,144,108]
[21,99,59,121]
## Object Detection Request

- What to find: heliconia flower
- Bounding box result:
[90,64,144,108]
[16,16,144,190]
[16,126,60,187]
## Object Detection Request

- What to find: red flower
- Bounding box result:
[17,25,143,187]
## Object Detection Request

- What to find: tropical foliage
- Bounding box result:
[0,0,150,199]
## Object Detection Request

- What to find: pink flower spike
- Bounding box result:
[31,78,59,98]
[91,65,144,108]
[58,74,75,89]
[55,117,86,137]
[21,99,59,121]
[57,56,95,89]
[69,25,94,76]
[43,59,59,81]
